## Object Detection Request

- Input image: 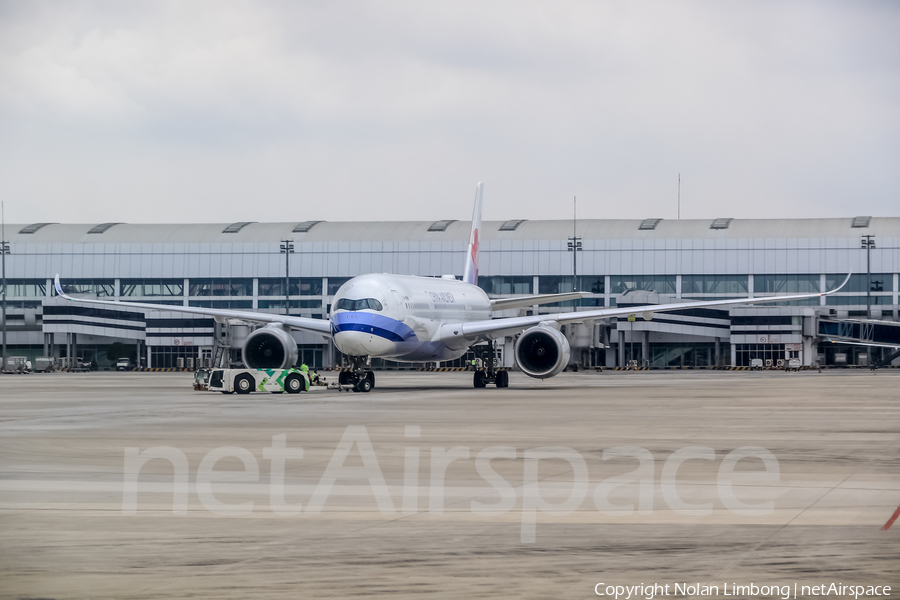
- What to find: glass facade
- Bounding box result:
[610,275,676,295]
[150,346,202,369]
[191,300,253,309]
[327,277,352,295]
[773,298,821,306]
[188,278,253,297]
[258,299,323,309]
[826,273,893,292]
[733,343,797,367]
[2,300,42,309]
[615,342,726,368]
[539,275,573,294]
[121,299,184,306]
[538,275,605,295]
[4,279,47,297]
[826,295,889,306]
[646,343,724,368]
[754,274,819,294]
[478,276,533,295]
[297,345,324,369]
[732,315,794,327]
[120,279,184,297]
[535,275,604,307]
[60,279,115,297]
[682,275,748,295]
[41,275,895,307]
[258,278,323,296]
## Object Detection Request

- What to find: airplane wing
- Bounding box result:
[54,275,333,336]
[439,274,852,343]
[490,291,590,311]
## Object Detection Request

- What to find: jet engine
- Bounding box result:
[242,325,298,369]
[514,325,570,379]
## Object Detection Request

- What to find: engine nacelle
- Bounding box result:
[514,325,570,379]
[242,325,298,369]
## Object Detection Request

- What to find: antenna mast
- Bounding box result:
[567,196,582,291]
[677,173,681,219]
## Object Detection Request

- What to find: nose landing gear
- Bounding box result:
[337,355,375,392]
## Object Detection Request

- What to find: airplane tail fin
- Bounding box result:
[463,182,483,285]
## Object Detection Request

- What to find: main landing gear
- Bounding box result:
[472,341,509,389]
[338,355,375,393]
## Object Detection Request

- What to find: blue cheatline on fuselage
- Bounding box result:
[331,311,418,343]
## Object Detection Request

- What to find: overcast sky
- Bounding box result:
[0,1,898,225]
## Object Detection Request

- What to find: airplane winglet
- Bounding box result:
[821,272,852,296]
[54,274,69,300]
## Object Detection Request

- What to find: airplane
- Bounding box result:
[54,183,851,392]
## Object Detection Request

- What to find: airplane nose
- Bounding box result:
[334,331,395,356]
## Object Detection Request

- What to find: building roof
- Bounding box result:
[7,217,900,244]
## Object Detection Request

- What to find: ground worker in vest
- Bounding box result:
[299,364,312,390]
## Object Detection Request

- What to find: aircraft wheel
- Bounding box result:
[495,370,509,388]
[474,371,487,388]
[358,378,373,393]
[285,373,303,394]
[365,371,375,389]
[234,374,254,395]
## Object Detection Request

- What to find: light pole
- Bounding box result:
[861,235,876,319]
[1,201,8,364]
[1,240,8,365]
[567,196,582,291]
[861,234,876,367]
[280,239,294,317]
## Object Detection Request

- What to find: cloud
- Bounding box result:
[0,0,897,224]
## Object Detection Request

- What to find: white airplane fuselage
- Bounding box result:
[331,273,491,362]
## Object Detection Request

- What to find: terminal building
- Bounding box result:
[2,216,899,369]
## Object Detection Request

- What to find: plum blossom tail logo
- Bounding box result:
[463,182,482,286]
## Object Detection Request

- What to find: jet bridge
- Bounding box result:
[818,318,900,368]
[818,318,900,348]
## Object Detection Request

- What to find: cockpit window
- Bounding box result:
[335,298,383,311]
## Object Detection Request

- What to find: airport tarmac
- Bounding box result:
[1,369,898,599]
